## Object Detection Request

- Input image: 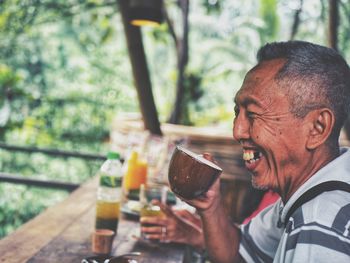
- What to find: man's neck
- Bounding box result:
[282,146,340,203]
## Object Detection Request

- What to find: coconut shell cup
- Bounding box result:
[168,146,223,200]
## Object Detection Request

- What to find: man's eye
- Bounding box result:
[247,111,256,118]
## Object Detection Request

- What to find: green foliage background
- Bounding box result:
[1,0,350,238]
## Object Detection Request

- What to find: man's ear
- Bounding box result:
[306,108,335,150]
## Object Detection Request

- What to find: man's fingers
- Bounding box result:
[141,226,170,243]
[173,209,193,219]
[144,234,162,240]
[141,225,163,234]
[202,152,218,164]
[140,217,167,226]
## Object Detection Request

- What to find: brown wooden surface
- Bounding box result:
[0,176,185,263]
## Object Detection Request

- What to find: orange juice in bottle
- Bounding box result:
[123,151,138,192]
[123,151,148,192]
[135,159,148,188]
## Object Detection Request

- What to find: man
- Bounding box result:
[184,41,350,262]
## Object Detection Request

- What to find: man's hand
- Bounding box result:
[140,202,205,250]
[173,153,244,263]
[180,153,222,216]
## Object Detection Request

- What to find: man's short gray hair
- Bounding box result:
[257,41,350,146]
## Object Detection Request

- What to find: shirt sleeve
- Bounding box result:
[239,201,283,263]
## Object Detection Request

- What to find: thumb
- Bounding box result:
[152,200,175,218]
[202,153,218,165]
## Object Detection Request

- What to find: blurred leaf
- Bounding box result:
[0,99,10,127]
[259,0,279,42]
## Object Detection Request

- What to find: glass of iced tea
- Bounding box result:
[139,184,167,241]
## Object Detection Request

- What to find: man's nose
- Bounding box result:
[233,114,250,142]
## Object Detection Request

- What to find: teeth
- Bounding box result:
[243,150,261,162]
[243,152,250,161]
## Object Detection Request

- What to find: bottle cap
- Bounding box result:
[127,151,138,163]
[107,151,120,160]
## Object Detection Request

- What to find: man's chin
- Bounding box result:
[251,177,269,191]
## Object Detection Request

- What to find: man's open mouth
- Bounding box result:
[242,149,262,164]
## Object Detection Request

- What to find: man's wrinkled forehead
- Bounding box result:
[235,58,287,102]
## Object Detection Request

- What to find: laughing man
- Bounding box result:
[185,41,350,263]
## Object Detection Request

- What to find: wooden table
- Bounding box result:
[0,177,186,263]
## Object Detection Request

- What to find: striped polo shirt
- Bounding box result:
[239,147,350,262]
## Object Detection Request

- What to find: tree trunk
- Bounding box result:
[328,0,339,50]
[328,0,350,140]
[290,0,303,40]
[118,0,162,135]
[168,0,189,124]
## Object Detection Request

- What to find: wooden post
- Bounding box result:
[328,0,339,50]
[118,0,162,135]
[168,0,190,124]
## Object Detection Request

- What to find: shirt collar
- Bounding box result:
[278,147,350,225]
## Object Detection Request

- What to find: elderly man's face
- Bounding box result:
[233,59,310,195]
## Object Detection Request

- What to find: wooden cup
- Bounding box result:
[91,229,115,255]
[168,146,222,199]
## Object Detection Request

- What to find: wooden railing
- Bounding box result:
[0,172,80,192]
[0,142,105,192]
[0,142,106,160]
